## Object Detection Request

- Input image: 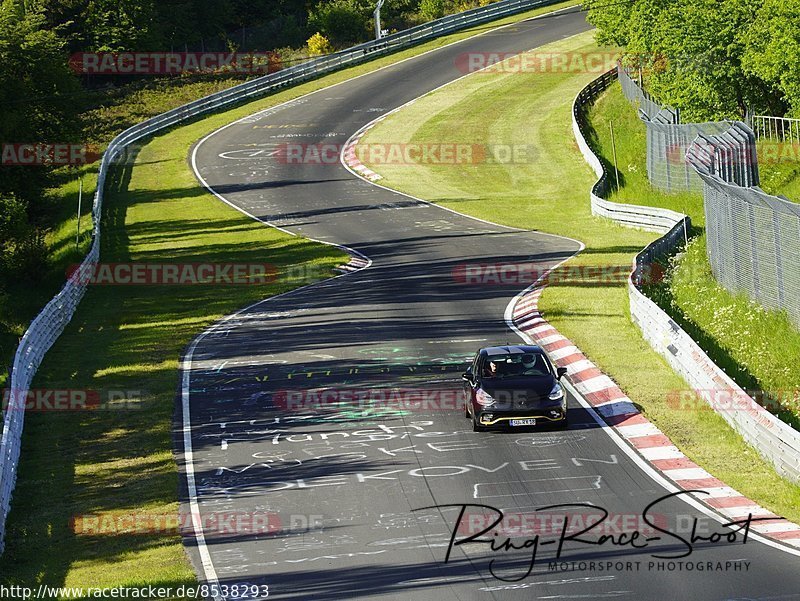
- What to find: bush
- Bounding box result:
[419,0,447,21]
[307,0,370,47]
[10,232,49,283]
[307,32,333,56]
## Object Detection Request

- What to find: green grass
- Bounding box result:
[0,0,582,391]
[357,29,800,523]
[0,94,347,597]
[646,237,800,427]
[588,83,800,425]
[586,82,705,225]
[0,2,584,596]
[0,164,98,391]
[757,139,800,201]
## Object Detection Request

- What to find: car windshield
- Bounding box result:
[482,353,551,378]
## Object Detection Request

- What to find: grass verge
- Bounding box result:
[0,1,582,596]
[357,30,800,522]
[757,138,800,201]
[0,0,582,390]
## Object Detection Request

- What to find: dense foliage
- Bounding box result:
[1,2,82,278]
[0,0,486,286]
[587,0,800,121]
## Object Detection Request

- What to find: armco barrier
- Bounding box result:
[572,68,687,234]
[630,234,800,484]
[573,70,800,484]
[0,0,563,554]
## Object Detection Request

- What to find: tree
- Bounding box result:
[0,1,82,279]
[419,0,446,21]
[587,0,779,121]
[742,0,800,117]
[85,0,159,51]
[307,0,370,47]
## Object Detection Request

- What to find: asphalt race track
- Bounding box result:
[179,7,800,600]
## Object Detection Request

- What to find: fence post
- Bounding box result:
[610,120,620,191]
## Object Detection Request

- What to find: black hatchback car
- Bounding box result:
[462,345,568,431]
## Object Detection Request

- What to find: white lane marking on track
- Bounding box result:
[184,5,589,591]
[503,252,800,559]
[479,576,617,592]
[514,434,586,447]
[615,422,661,438]
[536,594,630,599]
[662,467,713,481]
[637,445,683,460]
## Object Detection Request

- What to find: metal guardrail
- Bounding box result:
[573,70,800,485]
[0,0,563,554]
[751,114,800,143]
[630,228,800,484]
[572,68,687,234]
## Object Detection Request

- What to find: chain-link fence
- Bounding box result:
[616,64,664,121]
[576,70,800,484]
[686,136,800,327]
[618,65,759,193]
[616,64,799,327]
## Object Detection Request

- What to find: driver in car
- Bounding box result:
[521,354,539,374]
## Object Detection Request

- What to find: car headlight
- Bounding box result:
[548,382,564,401]
[476,389,495,407]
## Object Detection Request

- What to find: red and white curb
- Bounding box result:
[342,128,383,182]
[335,255,371,273]
[512,284,800,548]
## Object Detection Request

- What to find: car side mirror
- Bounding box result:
[557,367,568,379]
[461,371,473,382]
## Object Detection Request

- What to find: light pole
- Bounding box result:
[374,0,387,40]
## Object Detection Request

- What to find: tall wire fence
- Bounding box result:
[686,137,800,327]
[616,62,800,329]
[618,65,759,193]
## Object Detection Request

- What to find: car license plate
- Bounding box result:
[510,418,536,426]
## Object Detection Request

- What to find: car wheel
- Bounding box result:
[464,399,471,419]
[472,413,485,432]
